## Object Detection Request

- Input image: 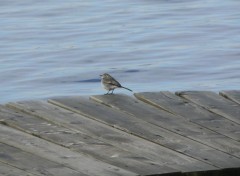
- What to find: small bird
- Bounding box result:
[100,73,132,94]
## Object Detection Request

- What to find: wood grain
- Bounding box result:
[49,96,240,168]
[220,90,240,105]
[1,91,240,176]
[134,91,240,141]
[176,91,240,124]
[8,100,210,172]
[0,124,136,176]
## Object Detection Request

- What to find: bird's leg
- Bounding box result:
[111,89,114,94]
[105,90,110,95]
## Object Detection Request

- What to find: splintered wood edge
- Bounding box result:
[219,91,240,105]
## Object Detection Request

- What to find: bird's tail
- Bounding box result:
[121,86,133,92]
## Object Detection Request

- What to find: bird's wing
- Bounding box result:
[104,77,121,87]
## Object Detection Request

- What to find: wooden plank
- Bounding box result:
[0,142,84,176]
[3,103,176,175]
[176,91,240,124]
[220,90,240,105]
[92,94,240,156]
[49,96,240,168]
[134,91,240,141]
[0,124,137,176]
[0,161,38,176]
[7,100,215,172]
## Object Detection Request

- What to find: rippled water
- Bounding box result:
[0,0,240,103]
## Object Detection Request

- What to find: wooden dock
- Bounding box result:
[0,91,240,176]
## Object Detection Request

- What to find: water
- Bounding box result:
[0,0,240,103]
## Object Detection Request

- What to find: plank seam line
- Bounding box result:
[161,92,240,142]
[6,103,83,134]
[0,159,41,176]
[132,94,179,116]
[0,121,87,159]
[219,92,240,106]
[0,141,84,175]
[176,93,240,126]
[6,103,177,172]
[91,96,240,160]
[47,100,221,168]
[5,104,141,169]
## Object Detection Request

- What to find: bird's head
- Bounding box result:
[100,73,111,79]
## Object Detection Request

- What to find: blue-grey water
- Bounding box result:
[0,0,240,103]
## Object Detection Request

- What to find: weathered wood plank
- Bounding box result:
[0,142,84,176]
[177,91,240,124]
[134,91,240,141]
[92,94,240,158]
[49,97,240,168]
[0,161,38,176]
[220,90,240,105]
[4,103,176,175]
[0,124,137,176]
[8,100,215,172]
